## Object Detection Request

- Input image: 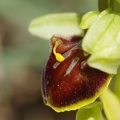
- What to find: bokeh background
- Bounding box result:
[0,0,98,120]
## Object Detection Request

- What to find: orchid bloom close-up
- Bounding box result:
[42,36,112,112]
[29,0,120,119]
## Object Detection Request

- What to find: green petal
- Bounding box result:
[82,8,120,74]
[80,11,100,29]
[76,101,106,120]
[100,89,120,120]
[29,13,84,40]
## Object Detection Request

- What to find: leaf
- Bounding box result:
[76,101,106,120]
[81,8,120,74]
[100,89,120,120]
[29,13,84,40]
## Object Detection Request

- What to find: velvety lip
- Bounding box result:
[42,36,110,109]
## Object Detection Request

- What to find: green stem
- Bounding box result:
[98,0,108,11]
[109,0,114,8]
[98,0,120,12]
[110,0,120,12]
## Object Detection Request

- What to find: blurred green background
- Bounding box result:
[0,0,97,120]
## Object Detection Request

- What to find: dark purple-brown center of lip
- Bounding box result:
[42,36,109,108]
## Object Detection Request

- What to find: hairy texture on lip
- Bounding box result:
[42,36,112,112]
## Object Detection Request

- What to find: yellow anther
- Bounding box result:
[53,40,65,62]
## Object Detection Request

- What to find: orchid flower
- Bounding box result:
[41,36,112,112]
[29,0,120,119]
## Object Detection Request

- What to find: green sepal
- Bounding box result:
[82,8,120,74]
[76,101,106,120]
[29,13,84,40]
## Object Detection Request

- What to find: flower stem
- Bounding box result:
[98,0,120,12]
[109,0,114,8]
[110,0,120,12]
[98,0,108,11]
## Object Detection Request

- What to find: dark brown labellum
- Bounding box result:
[42,36,112,112]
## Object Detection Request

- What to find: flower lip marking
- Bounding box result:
[53,40,65,62]
[64,57,80,77]
[53,45,79,69]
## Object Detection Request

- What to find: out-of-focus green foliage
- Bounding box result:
[113,67,120,100]
[0,0,98,71]
[0,0,98,26]
[76,101,105,120]
[100,89,120,120]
